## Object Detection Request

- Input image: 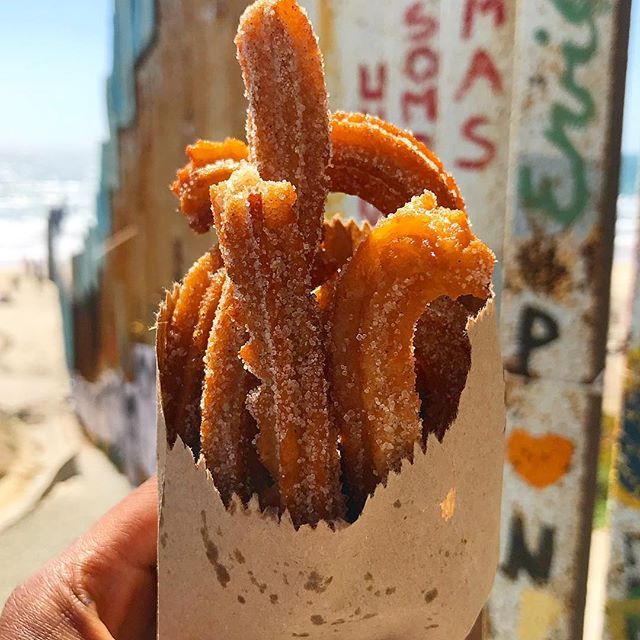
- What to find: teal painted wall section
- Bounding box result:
[61,0,157,371]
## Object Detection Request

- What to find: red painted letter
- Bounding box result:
[359,106,387,120]
[405,2,438,41]
[413,132,434,149]
[359,199,382,224]
[462,0,506,39]
[454,48,503,101]
[456,116,495,170]
[405,46,438,83]
[402,88,438,123]
[359,63,387,101]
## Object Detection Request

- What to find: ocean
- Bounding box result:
[613,153,639,263]
[0,148,99,268]
[0,148,638,269]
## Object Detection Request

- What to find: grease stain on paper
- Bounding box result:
[305,571,333,593]
[248,570,267,594]
[424,588,439,604]
[199,511,230,587]
[440,488,456,521]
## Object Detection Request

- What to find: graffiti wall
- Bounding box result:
[607,337,640,636]
[73,344,156,484]
[606,189,640,637]
[303,0,514,275]
[436,0,515,293]
[492,0,629,638]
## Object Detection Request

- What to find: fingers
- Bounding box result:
[0,573,112,639]
[0,479,158,640]
[72,478,157,640]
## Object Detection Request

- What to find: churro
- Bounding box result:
[200,277,260,505]
[171,112,462,231]
[414,297,473,443]
[161,249,222,450]
[328,193,494,510]
[328,111,464,215]
[236,0,330,260]
[212,164,344,527]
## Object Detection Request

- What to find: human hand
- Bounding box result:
[0,477,157,640]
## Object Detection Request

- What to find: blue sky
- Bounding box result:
[0,0,111,153]
[0,1,637,154]
[623,0,640,154]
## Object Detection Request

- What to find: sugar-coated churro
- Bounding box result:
[200,277,261,505]
[328,193,494,511]
[162,249,222,450]
[212,164,344,527]
[236,0,331,260]
[328,111,464,215]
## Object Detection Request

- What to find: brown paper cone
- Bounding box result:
[157,298,505,640]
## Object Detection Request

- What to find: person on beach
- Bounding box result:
[0,479,158,640]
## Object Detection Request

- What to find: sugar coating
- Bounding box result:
[172,158,245,234]
[160,0,497,527]
[163,249,223,450]
[200,276,264,505]
[212,165,344,527]
[327,111,464,216]
[236,0,331,263]
[328,193,495,512]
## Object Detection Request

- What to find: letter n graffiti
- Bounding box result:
[501,513,555,584]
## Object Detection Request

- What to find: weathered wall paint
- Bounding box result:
[304,0,443,223]
[490,376,600,638]
[73,344,156,484]
[436,0,515,291]
[305,0,516,274]
[605,195,640,639]
[492,0,630,638]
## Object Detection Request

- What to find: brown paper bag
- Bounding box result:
[157,298,505,640]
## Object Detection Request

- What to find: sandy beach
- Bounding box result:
[0,268,130,605]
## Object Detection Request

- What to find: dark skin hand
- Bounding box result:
[0,478,157,640]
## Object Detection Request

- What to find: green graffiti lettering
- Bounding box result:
[519,6,598,227]
[550,0,594,24]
